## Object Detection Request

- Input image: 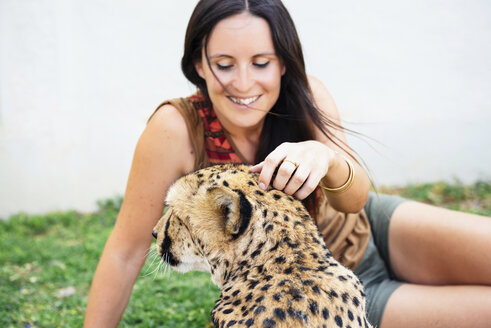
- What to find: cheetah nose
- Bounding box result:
[152,230,158,239]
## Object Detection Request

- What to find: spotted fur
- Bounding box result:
[153,164,373,328]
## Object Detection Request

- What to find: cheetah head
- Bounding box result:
[152,164,261,283]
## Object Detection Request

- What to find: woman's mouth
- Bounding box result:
[227,95,260,106]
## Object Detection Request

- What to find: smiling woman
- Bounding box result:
[84,1,491,327]
[194,13,285,150]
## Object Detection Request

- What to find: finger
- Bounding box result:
[272,160,298,191]
[294,172,323,200]
[249,162,264,172]
[258,154,286,190]
[283,165,309,196]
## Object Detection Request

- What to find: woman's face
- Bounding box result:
[195,12,285,133]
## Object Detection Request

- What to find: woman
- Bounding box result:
[84,1,491,327]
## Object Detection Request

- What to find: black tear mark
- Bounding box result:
[161,217,180,266]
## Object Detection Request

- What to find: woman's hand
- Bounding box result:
[249,141,336,200]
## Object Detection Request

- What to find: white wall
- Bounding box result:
[1,0,490,218]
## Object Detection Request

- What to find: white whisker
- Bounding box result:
[144,244,155,258]
[143,250,159,275]
[142,261,161,278]
[142,252,164,278]
[163,255,170,277]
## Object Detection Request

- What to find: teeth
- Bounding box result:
[229,96,259,105]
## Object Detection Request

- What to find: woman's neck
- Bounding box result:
[229,134,260,164]
[213,111,265,164]
[223,124,263,164]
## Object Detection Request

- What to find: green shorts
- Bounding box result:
[354,193,406,327]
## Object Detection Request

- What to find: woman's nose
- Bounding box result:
[233,65,253,92]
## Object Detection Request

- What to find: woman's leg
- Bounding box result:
[388,201,491,285]
[381,284,491,328]
[380,201,491,327]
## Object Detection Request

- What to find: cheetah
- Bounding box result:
[153,164,373,328]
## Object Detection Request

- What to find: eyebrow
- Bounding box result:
[208,52,277,59]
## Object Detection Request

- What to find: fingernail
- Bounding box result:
[259,182,266,190]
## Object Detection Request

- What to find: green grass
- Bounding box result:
[378,179,491,216]
[1,181,490,327]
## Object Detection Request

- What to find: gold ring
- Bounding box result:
[283,159,299,168]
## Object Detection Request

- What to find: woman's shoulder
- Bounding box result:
[307,75,349,148]
[307,75,340,119]
[147,91,204,130]
[143,100,196,175]
[147,102,189,139]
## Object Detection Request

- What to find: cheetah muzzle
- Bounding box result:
[153,164,373,328]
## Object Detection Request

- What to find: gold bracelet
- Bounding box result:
[319,156,355,194]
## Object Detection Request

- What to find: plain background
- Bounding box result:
[1,0,490,218]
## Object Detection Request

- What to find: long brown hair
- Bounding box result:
[181,0,351,164]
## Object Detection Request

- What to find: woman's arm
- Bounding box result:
[308,75,370,213]
[84,104,195,327]
[251,76,369,213]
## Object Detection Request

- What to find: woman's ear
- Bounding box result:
[194,60,205,79]
[281,62,286,76]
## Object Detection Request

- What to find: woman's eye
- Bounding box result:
[216,63,233,71]
[253,61,270,68]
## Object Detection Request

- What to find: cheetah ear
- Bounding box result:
[207,187,252,240]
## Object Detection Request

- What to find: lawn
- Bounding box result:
[1,181,490,327]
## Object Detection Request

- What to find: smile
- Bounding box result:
[228,95,260,106]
